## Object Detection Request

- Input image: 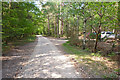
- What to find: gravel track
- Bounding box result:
[2,35,81,78]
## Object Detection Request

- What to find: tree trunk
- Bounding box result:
[59,2,62,38]
[98,22,101,41]
[94,20,102,53]
[83,20,86,50]
[77,16,79,36]
[66,21,69,39]
[47,15,50,36]
[73,15,76,35]
[57,15,59,38]
[94,33,98,53]
[54,21,56,37]
[61,18,64,36]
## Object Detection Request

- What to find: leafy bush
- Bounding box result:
[89,33,96,39]
[69,34,82,47]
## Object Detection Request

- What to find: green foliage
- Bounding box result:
[2,35,36,52]
[114,68,120,73]
[63,41,89,56]
[2,2,44,44]
[2,2,119,55]
[103,72,118,78]
[89,33,96,39]
[63,41,118,78]
[108,52,116,57]
[91,52,102,57]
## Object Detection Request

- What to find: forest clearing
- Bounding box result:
[1,1,120,79]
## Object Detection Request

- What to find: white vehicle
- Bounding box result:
[101,31,115,39]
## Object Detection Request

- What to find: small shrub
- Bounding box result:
[85,48,89,51]
[114,68,120,73]
[108,52,116,57]
[89,33,96,39]
[69,34,82,47]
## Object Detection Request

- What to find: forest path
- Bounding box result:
[14,35,81,78]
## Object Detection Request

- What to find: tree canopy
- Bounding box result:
[2,2,119,52]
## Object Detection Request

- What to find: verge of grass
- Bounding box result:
[63,41,118,78]
[2,35,36,53]
[63,41,90,57]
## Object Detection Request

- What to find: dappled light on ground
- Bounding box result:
[16,36,80,78]
[91,56,118,69]
[63,42,119,78]
[2,39,38,78]
[77,55,118,78]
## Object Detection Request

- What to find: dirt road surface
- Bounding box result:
[2,35,81,78]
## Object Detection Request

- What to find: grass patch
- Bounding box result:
[63,41,90,56]
[63,41,118,78]
[2,35,36,53]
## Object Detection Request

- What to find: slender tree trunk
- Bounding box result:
[57,15,59,38]
[94,20,102,52]
[77,16,79,36]
[66,21,69,39]
[47,15,50,36]
[59,2,62,38]
[43,23,45,35]
[83,20,86,50]
[73,15,76,35]
[98,21,101,41]
[54,21,56,37]
[61,18,64,36]
[94,33,98,53]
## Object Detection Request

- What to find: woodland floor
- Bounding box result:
[2,35,119,78]
[2,35,82,78]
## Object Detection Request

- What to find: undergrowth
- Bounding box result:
[2,35,36,53]
[63,41,119,78]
